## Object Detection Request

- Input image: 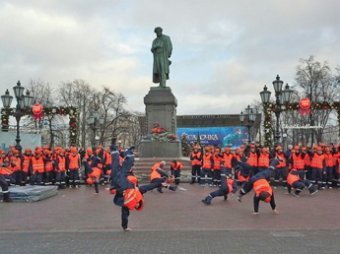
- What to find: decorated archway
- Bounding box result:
[263,101,340,147]
[1,106,78,145]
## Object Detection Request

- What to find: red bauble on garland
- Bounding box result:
[32,103,43,120]
[299,98,311,116]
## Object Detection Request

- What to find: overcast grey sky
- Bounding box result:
[0,0,339,115]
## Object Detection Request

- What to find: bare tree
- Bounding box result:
[94,87,130,146]
[58,79,93,147]
[295,56,339,144]
[27,79,64,148]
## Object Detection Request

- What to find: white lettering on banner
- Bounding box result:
[185,134,218,141]
[200,134,218,141]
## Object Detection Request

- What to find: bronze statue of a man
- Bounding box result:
[151,27,172,88]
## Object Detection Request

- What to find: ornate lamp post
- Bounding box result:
[240,105,256,144]
[260,75,293,145]
[87,108,104,149]
[1,81,33,150]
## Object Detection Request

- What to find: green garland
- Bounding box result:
[1,106,79,146]
[263,101,340,147]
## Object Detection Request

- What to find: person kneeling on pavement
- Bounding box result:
[202,168,237,205]
[287,169,318,197]
[150,161,177,193]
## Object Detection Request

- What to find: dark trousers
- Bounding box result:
[325,166,334,186]
[274,167,287,186]
[212,170,221,186]
[56,171,66,186]
[0,175,9,193]
[288,179,314,194]
[121,206,130,230]
[151,178,166,192]
[209,185,229,199]
[240,181,253,195]
[31,172,44,185]
[311,168,323,187]
[68,169,80,187]
[306,166,312,180]
[171,169,181,185]
[45,171,56,184]
[0,175,10,201]
[21,172,28,185]
[191,165,201,184]
[12,171,21,185]
[200,168,212,185]
[296,170,305,180]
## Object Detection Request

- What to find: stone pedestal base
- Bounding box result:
[139,140,181,158]
[139,86,181,158]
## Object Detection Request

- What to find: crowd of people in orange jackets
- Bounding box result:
[190,142,340,190]
[0,144,116,194]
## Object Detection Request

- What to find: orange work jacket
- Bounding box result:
[253,179,272,197]
[258,153,269,168]
[32,156,45,173]
[292,153,305,170]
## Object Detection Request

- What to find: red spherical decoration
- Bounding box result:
[299,98,311,116]
[32,103,44,120]
[299,98,311,110]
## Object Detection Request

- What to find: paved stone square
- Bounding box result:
[0,184,339,253]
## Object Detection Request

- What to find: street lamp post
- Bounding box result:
[260,75,293,146]
[87,109,104,149]
[1,81,33,151]
[240,105,256,144]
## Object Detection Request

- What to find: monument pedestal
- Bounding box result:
[139,87,181,158]
[139,140,181,157]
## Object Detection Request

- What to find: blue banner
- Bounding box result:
[177,126,249,148]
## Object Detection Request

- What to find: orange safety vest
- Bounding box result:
[324,153,334,167]
[105,151,112,166]
[124,187,143,211]
[310,153,324,169]
[32,156,45,173]
[304,153,310,166]
[292,153,305,170]
[170,161,183,170]
[22,155,31,173]
[253,178,272,197]
[190,151,202,166]
[150,162,162,180]
[247,152,258,167]
[213,155,222,170]
[223,153,233,168]
[258,153,269,168]
[0,166,12,175]
[68,154,80,170]
[57,155,66,172]
[287,172,300,186]
[276,153,286,168]
[10,156,22,172]
[202,153,213,169]
[45,156,54,172]
[89,167,102,180]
